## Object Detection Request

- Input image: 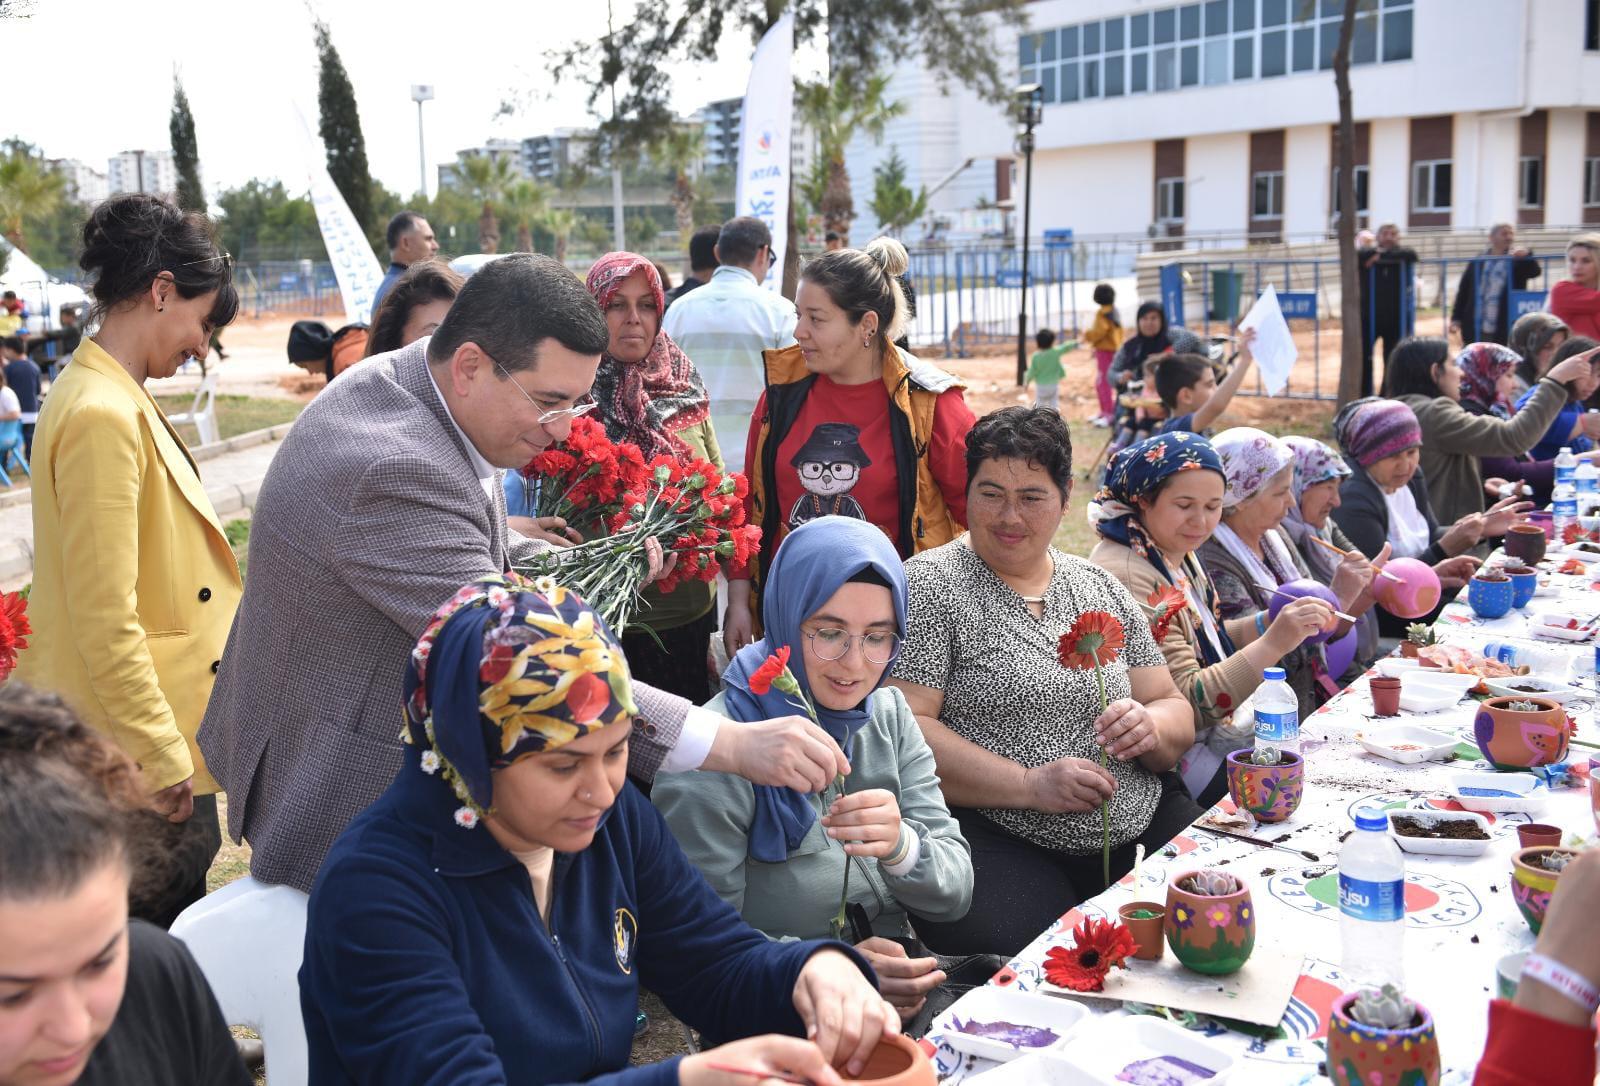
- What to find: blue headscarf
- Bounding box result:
[722,516,908,862]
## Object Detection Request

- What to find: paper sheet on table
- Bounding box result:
[1037,943,1304,1027]
[1239,285,1297,395]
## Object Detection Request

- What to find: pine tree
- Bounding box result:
[314,19,375,234]
[869,148,928,236]
[169,74,205,212]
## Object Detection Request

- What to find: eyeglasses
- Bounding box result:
[798,461,860,481]
[804,628,901,665]
[492,359,597,426]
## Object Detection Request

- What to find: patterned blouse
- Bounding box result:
[892,538,1168,854]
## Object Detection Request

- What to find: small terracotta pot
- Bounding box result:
[1164,871,1255,975]
[1399,641,1420,659]
[1326,990,1441,1086]
[1369,676,1402,717]
[1504,523,1548,565]
[1467,573,1514,619]
[1118,901,1167,961]
[1517,822,1563,849]
[1224,749,1305,822]
[1473,695,1569,769]
[1511,846,1581,935]
[841,1032,936,1085]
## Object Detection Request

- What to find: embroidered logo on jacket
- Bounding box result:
[613,907,638,974]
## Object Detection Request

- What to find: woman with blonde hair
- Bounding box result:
[1551,233,1600,340]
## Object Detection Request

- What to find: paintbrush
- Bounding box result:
[1307,534,1403,582]
[703,1063,813,1085]
[1197,822,1321,861]
[1256,583,1357,623]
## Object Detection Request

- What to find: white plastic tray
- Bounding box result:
[1054,1016,1237,1084]
[1396,681,1467,714]
[934,984,1088,1063]
[1446,770,1545,814]
[1356,724,1460,764]
[1481,675,1584,704]
[1386,808,1492,856]
[1374,657,1422,678]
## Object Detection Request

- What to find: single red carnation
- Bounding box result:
[1058,611,1126,671]
[1042,917,1139,992]
[748,646,791,695]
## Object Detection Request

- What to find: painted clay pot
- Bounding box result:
[842,1032,936,1086]
[1369,676,1402,716]
[1326,990,1441,1086]
[1505,565,1538,609]
[1117,901,1166,961]
[1466,573,1514,620]
[1510,846,1581,935]
[1265,578,1341,646]
[1225,749,1304,823]
[1164,872,1255,975]
[1503,523,1548,565]
[1473,695,1569,769]
[1516,823,1562,849]
[1371,557,1442,620]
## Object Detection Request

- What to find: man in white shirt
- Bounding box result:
[662,217,798,473]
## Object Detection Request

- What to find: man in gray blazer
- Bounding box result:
[198,254,846,893]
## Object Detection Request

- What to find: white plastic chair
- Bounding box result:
[170,875,310,1085]
[168,372,221,446]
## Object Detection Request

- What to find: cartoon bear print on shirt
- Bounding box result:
[787,421,871,529]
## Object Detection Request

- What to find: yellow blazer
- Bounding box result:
[17,339,242,794]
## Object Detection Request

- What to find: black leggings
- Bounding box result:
[912,772,1204,957]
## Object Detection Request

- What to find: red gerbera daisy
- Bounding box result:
[1042,917,1140,992]
[1145,585,1188,642]
[748,646,791,695]
[1057,611,1125,671]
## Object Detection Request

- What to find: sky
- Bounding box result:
[2,0,825,200]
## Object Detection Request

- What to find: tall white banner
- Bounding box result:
[734,14,794,293]
[298,108,385,321]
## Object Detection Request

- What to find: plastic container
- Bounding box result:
[1339,807,1406,990]
[933,986,1087,1063]
[1355,724,1459,761]
[1556,446,1577,487]
[1385,809,1491,857]
[1253,666,1300,759]
[1446,770,1544,814]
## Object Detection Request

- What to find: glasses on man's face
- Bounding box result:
[492,359,597,426]
[804,628,900,665]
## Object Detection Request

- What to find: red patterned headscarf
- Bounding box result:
[585,252,709,460]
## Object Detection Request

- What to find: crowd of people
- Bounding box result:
[0,190,1596,1085]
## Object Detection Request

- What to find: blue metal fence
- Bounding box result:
[47,260,342,318]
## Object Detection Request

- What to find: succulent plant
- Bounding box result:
[1178,870,1242,897]
[1539,850,1574,872]
[1252,745,1283,767]
[1506,699,1542,713]
[1349,984,1417,1031]
[1404,624,1437,647]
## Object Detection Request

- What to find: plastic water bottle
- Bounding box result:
[1339,808,1406,990]
[1556,446,1578,487]
[1253,667,1300,760]
[1577,458,1598,495]
[1553,481,1579,539]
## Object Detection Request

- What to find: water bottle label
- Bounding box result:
[1255,709,1298,743]
[1338,874,1404,922]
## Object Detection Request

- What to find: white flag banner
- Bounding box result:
[734,13,794,293]
[297,108,384,321]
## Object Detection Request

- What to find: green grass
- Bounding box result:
[153,394,304,444]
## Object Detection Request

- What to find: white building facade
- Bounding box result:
[106,150,176,198]
[50,159,109,206]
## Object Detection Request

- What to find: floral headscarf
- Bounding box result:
[402,575,636,828]
[1284,436,1351,505]
[1211,427,1295,510]
[585,252,710,460]
[1456,342,1522,419]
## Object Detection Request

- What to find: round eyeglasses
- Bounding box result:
[804,628,900,665]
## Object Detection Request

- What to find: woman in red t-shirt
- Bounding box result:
[723,239,975,655]
[1550,233,1600,340]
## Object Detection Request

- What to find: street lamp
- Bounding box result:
[1015,83,1043,387]
[411,85,434,199]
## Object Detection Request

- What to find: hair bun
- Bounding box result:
[863,236,909,279]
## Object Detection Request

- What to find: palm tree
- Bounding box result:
[501,180,549,253]
[542,207,576,263]
[0,145,65,254]
[797,75,906,246]
[650,123,707,246]
[457,153,518,253]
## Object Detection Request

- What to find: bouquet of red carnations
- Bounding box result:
[510,417,761,634]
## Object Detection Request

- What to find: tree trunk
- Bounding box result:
[1333,1,1364,405]
[821,158,854,244]
[478,204,500,254]
[517,223,534,253]
[673,173,696,245]
[555,234,569,263]
[783,175,800,300]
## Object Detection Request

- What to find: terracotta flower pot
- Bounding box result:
[1516,823,1562,849]
[1399,641,1420,659]
[1369,676,1402,717]
[1326,990,1441,1086]
[1224,750,1305,823]
[1472,695,1569,769]
[1164,871,1254,976]
[1503,523,1548,565]
[1117,900,1166,961]
[1510,846,1581,935]
[842,1032,936,1086]
[1466,573,1514,620]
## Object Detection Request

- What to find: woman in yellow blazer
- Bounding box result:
[17,193,241,925]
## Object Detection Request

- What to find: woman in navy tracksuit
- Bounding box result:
[299,577,896,1086]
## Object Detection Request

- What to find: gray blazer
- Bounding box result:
[196,340,687,892]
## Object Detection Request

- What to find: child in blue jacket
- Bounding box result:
[299,576,896,1086]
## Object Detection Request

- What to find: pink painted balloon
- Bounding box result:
[1265,578,1341,645]
[1372,557,1442,620]
[1324,626,1359,678]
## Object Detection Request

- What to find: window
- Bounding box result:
[1252,171,1284,218]
[1412,160,1452,213]
[1158,177,1186,222]
[1132,53,1150,91]
[1132,12,1151,46]
[1586,158,1600,207]
[1234,35,1254,77]
[1204,37,1230,83]
[1292,26,1316,70]
[1181,44,1201,84]
[1586,0,1597,51]
[1156,47,1178,90]
[1084,58,1100,97]
[1060,63,1079,101]
[1332,165,1371,216]
[1105,55,1126,96]
[1519,156,1543,209]
[1382,8,1412,60]
[1262,29,1287,75]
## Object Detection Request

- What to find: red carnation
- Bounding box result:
[0,591,28,682]
[748,646,791,695]
[1042,917,1139,992]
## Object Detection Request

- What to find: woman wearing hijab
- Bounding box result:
[506,251,723,704]
[1508,311,1570,399]
[1195,428,1372,717]
[656,517,973,1029]
[1107,302,1172,391]
[1089,433,1334,805]
[300,576,898,1086]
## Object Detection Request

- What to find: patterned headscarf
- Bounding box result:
[1211,427,1295,510]
[1508,312,1569,388]
[1456,342,1522,419]
[1332,397,1423,469]
[1284,436,1351,505]
[402,575,636,828]
[585,252,710,460]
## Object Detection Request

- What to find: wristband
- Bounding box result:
[882,826,912,869]
[1521,953,1600,1013]
[1255,611,1268,636]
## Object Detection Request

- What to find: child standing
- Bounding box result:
[1024,328,1069,413]
[1084,283,1124,427]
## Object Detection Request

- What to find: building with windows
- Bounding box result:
[49,159,109,206]
[850,0,1600,244]
[521,130,591,183]
[106,150,176,198]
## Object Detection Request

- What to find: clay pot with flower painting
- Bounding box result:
[1225,749,1304,823]
[1326,985,1441,1086]
[1473,696,1568,769]
[1164,870,1254,975]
